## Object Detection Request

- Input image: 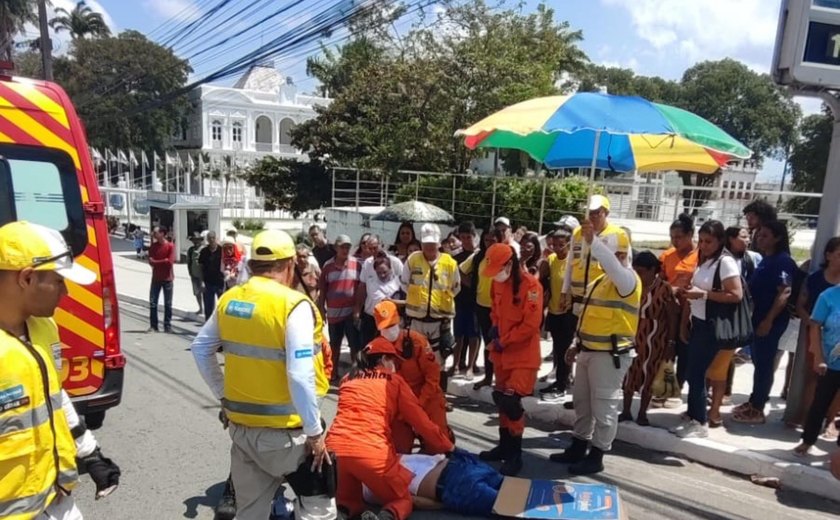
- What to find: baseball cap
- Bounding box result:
[363,337,404,359]
[222,236,236,246]
[251,229,295,261]
[373,300,400,330]
[554,215,580,230]
[334,234,352,247]
[482,243,515,278]
[588,194,611,212]
[0,221,96,285]
[420,223,441,244]
[494,216,511,228]
[603,230,631,254]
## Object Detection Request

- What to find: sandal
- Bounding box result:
[708,416,723,428]
[732,404,766,424]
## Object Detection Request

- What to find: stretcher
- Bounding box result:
[492,478,626,520]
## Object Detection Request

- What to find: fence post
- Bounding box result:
[355,169,360,208]
[451,175,456,217]
[380,174,384,206]
[538,178,547,234]
[384,175,390,206]
[331,169,335,207]
[491,178,497,223]
[415,173,420,200]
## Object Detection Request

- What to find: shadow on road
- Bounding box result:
[183,480,226,519]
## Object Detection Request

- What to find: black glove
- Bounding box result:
[79,448,120,499]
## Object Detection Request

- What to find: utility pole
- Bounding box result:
[37,0,53,80]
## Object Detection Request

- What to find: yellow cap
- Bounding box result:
[588,194,611,212]
[0,221,95,285]
[251,229,295,261]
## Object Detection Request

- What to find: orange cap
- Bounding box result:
[482,243,514,278]
[364,337,404,359]
[373,300,400,330]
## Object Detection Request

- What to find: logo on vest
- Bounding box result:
[294,348,313,359]
[0,384,29,412]
[226,300,255,319]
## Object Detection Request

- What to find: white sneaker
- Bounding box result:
[668,416,691,434]
[675,419,708,439]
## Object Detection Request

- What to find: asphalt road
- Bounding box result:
[71,303,840,520]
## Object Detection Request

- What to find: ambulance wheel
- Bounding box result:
[85,412,106,430]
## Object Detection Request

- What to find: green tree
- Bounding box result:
[244,157,331,215]
[53,30,192,152]
[50,1,111,40]
[575,65,681,103]
[788,111,831,216]
[0,0,37,61]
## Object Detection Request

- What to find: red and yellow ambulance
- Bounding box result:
[0,68,124,428]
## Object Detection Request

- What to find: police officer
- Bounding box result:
[401,223,461,395]
[192,229,333,520]
[0,222,120,519]
[549,219,640,475]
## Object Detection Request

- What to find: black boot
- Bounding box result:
[214,476,236,520]
[378,509,397,520]
[499,434,523,476]
[549,436,588,464]
[479,428,509,462]
[569,446,605,475]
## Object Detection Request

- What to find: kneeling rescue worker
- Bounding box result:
[0,222,121,520]
[369,300,451,454]
[550,218,640,475]
[191,229,333,520]
[479,243,544,476]
[327,337,455,520]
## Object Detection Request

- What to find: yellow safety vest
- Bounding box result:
[578,274,642,352]
[569,223,627,303]
[547,253,568,315]
[218,276,328,429]
[405,252,458,319]
[0,318,78,520]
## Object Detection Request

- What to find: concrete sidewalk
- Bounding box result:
[109,237,840,501]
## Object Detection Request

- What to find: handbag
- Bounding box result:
[706,258,754,349]
[651,360,681,399]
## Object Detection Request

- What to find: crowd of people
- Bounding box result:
[179,194,840,520]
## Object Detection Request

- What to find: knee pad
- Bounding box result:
[497,393,524,421]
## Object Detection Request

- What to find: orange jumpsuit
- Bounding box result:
[380,330,450,453]
[327,367,454,520]
[490,271,544,435]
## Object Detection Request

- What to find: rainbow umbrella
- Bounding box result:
[455,93,752,174]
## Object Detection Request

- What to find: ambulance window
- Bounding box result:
[0,145,87,255]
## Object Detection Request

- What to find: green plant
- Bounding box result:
[232,219,265,233]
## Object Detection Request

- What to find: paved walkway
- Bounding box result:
[108,237,840,501]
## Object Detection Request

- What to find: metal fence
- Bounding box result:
[330,167,823,235]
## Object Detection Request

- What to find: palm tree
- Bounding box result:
[0,0,38,61]
[49,1,110,40]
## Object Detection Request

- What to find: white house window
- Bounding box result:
[279,118,295,146]
[211,120,222,142]
[232,122,243,143]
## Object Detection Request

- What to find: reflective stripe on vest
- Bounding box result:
[0,392,61,436]
[578,273,642,352]
[0,486,53,518]
[404,253,457,319]
[223,341,323,361]
[569,224,626,299]
[222,398,298,417]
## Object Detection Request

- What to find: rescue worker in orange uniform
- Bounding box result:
[368,300,450,453]
[478,243,544,476]
[326,338,455,520]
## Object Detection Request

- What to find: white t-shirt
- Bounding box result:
[360,255,404,315]
[690,255,740,320]
[362,454,445,503]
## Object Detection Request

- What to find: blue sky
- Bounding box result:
[83,0,814,180]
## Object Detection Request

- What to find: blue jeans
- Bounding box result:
[749,324,786,412]
[686,317,720,424]
[203,281,225,320]
[150,280,173,331]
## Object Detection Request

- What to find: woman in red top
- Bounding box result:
[478,243,543,476]
[326,338,454,520]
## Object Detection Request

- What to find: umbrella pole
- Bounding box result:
[587,129,602,202]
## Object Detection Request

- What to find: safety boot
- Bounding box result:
[377,509,397,520]
[569,446,605,475]
[549,436,588,464]
[499,435,523,476]
[479,428,509,462]
[214,477,236,520]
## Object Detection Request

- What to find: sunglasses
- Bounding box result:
[31,250,72,269]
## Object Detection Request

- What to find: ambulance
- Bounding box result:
[0,66,124,428]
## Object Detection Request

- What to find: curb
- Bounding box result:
[445,379,840,502]
[117,291,840,502]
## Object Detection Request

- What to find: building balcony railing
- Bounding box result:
[255,142,273,152]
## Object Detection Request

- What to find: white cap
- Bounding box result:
[588,194,611,212]
[420,223,441,244]
[494,216,511,228]
[555,215,580,230]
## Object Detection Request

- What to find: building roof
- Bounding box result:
[233,63,284,93]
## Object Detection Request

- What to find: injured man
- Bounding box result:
[363,449,503,517]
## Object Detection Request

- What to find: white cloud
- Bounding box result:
[144,0,201,22]
[794,95,826,116]
[602,0,780,62]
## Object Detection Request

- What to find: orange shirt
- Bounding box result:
[326,368,454,458]
[490,272,544,369]
[659,247,699,288]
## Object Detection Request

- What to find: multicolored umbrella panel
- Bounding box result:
[456,93,752,174]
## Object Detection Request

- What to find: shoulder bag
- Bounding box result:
[706,258,753,349]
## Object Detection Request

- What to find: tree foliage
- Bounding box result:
[0,0,37,61]
[788,110,831,216]
[50,1,111,40]
[244,157,331,215]
[52,30,192,151]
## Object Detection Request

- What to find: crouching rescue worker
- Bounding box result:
[478,243,543,476]
[0,222,121,519]
[369,300,451,453]
[191,229,333,520]
[549,220,640,475]
[327,339,455,520]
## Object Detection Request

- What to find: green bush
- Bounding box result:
[232,219,266,233]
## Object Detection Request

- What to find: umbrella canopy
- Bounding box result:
[456,93,752,174]
[372,200,455,225]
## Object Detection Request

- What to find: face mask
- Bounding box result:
[382,325,401,342]
[494,267,511,283]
